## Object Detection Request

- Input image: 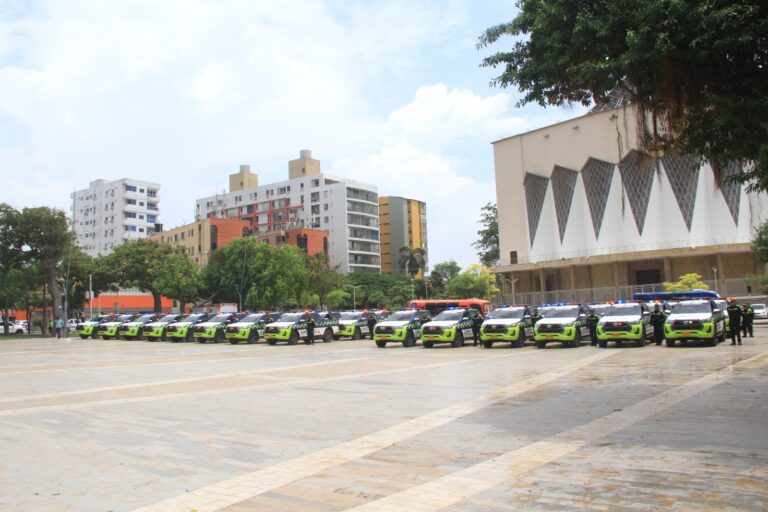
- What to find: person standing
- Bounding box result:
[306,315,316,345]
[367,313,377,340]
[585,309,599,346]
[54,317,64,339]
[471,310,483,346]
[530,308,543,327]
[726,299,742,345]
[649,304,666,346]
[741,303,754,338]
[48,319,53,336]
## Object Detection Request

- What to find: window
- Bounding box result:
[127,225,137,232]
[147,215,156,223]
[324,203,329,211]
[311,205,320,215]
[323,216,329,224]
[125,212,137,219]
[311,179,320,187]
[125,185,137,192]
[126,199,136,205]
[139,228,144,232]
[139,201,144,206]
[139,215,144,219]
[311,192,320,203]
[147,189,157,198]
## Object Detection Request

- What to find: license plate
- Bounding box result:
[545,334,556,339]
[489,334,499,339]
[682,331,693,336]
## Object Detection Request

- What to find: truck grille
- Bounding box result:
[672,320,703,330]
[194,326,206,333]
[165,326,178,333]
[265,326,280,334]
[423,326,443,335]
[603,322,633,332]
[483,324,509,333]
[537,323,563,334]
[376,326,394,334]
[226,326,239,333]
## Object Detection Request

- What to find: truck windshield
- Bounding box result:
[672,302,711,315]
[180,314,203,323]
[242,314,265,323]
[279,312,305,323]
[604,304,642,317]
[544,306,580,319]
[433,310,466,322]
[209,314,230,323]
[340,312,365,321]
[157,314,178,323]
[134,314,155,323]
[591,304,612,317]
[116,314,135,322]
[489,308,525,320]
[387,311,416,322]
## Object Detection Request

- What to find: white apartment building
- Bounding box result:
[195,150,380,273]
[71,178,161,257]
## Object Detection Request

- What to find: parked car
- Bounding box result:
[752,303,767,319]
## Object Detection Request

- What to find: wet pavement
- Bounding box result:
[0,330,766,511]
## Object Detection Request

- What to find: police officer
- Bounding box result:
[585,309,599,346]
[530,308,543,327]
[741,303,754,338]
[421,311,431,325]
[726,299,742,345]
[367,313,377,339]
[649,303,666,346]
[470,310,483,346]
[306,314,316,344]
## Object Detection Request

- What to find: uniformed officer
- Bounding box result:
[470,310,483,346]
[367,313,377,339]
[421,311,431,325]
[530,308,543,326]
[741,303,754,338]
[306,314,316,344]
[649,303,666,346]
[726,299,742,345]
[585,309,599,346]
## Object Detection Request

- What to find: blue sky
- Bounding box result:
[0,0,587,268]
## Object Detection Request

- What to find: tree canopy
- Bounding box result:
[398,246,427,277]
[664,273,709,292]
[479,1,768,186]
[445,263,500,300]
[472,203,499,267]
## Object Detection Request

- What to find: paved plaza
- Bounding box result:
[0,329,767,511]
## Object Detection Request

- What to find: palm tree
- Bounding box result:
[398,246,427,278]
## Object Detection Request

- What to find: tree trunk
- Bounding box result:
[48,272,62,325]
[178,299,186,314]
[42,283,48,337]
[2,308,8,335]
[152,291,162,313]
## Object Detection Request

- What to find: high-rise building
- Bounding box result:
[379,196,428,277]
[195,150,380,273]
[71,178,161,257]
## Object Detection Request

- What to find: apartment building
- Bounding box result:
[195,150,380,273]
[71,178,161,257]
[379,196,428,277]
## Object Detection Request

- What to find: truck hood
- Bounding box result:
[168,321,194,328]
[339,319,364,326]
[268,321,297,329]
[482,318,521,327]
[667,313,713,322]
[230,321,259,328]
[423,320,461,329]
[376,320,412,328]
[100,321,123,328]
[599,315,641,324]
[196,321,224,329]
[538,317,579,326]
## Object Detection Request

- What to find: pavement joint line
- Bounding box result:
[0,345,382,374]
[343,349,768,512]
[129,350,618,512]
[0,346,544,414]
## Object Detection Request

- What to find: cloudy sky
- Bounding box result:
[0,0,587,268]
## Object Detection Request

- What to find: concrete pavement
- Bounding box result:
[0,330,766,511]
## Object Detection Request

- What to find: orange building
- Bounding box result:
[256,228,328,262]
[82,290,175,315]
[150,218,251,267]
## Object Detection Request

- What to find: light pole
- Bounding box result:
[425,274,430,300]
[411,279,415,301]
[504,277,519,305]
[88,274,93,319]
[347,285,362,310]
[712,267,719,295]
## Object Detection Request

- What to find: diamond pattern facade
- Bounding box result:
[550,165,578,242]
[523,173,549,246]
[661,154,702,231]
[580,158,614,238]
[618,150,656,235]
[720,162,742,225]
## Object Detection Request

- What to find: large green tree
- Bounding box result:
[428,260,462,298]
[307,252,343,307]
[472,203,499,267]
[18,207,73,329]
[479,1,768,186]
[107,239,173,312]
[151,246,201,313]
[446,263,500,300]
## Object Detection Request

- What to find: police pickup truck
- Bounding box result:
[164,313,211,343]
[533,304,590,348]
[141,314,182,341]
[74,314,115,339]
[117,313,158,340]
[97,314,136,340]
[596,302,652,348]
[420,308,475,348]
[373,309,430,348]
[225,312,277,344]
[264,311,339,345]
[664,299,725,347]
[480,306,534,348]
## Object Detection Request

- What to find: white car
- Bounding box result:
[752,303,767,319]
[7,322,26,335]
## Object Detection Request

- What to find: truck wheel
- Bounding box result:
[247,330,259,344]
[352,327,362,340]
[214,330,224,343]
[535,340,546,349]
[482,341,493,349]
[289,331,299,345]
[403,331,416,347]
[161,334,168,341]
[267,339,277,345]
[230,338,239,345]
[512,331,524,348]
[598,340,608,348]
[706,335,716,347]
[666,339,675,347]
[451,331,464,348]
[376,340,387,348]
[322,328,333,343]
[80,335,88,339]
[423,341,434,348]
[185,330,193,343]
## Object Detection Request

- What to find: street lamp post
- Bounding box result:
[712,267,719,294]
[234,284,243,313]
[347,285,362,310]
[411,279,415,301]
